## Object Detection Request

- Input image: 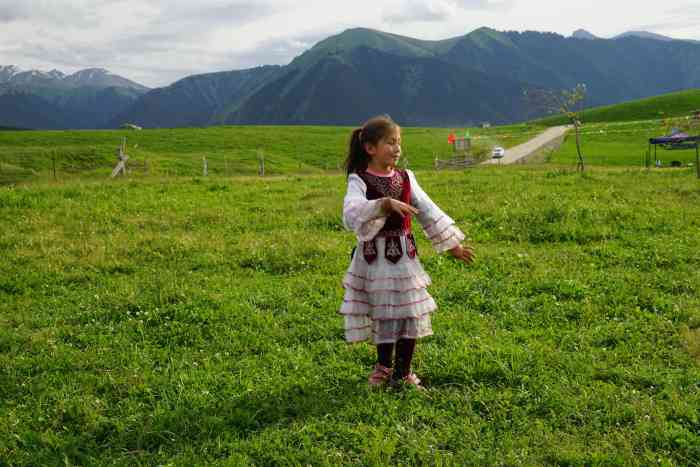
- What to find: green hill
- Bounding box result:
[536,88,700,125]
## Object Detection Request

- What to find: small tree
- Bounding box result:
[524,83,587,172]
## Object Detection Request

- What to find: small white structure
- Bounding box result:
[120,123,142,130]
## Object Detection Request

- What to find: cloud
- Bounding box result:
[219,31,329,68]
[665,3,700,16]
[632,2,700,36]
[383,0,512,24]
[0,0,104,26]
[383,0,458,23]
[153,1,277,28]
[0,4,30,23]
[0,0,298,87]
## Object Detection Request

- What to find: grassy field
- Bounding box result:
[0,124,543,185]
[536,88,700,126]
[546,120,700,168]
[1,164,699,465]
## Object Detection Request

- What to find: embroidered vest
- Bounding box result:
[357,169,418,264]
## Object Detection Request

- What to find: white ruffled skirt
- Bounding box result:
[339,235,436,344]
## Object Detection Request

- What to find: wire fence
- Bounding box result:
[0,146,356,185]
[0,141,479,185]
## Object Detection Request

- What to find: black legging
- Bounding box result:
[377,339,416,379]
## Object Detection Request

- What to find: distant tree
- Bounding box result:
[524,83,587,172]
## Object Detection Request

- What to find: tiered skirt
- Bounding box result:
[340,235,436,344]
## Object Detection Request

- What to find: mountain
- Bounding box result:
[571,29,598,40]
[114,27,700,128]
[0,92,64,130]
[613,31,675,42]
[113,28,531,127]
[0,65,147,91]
[62,68,149,91]
[443,28,700,107]
[0,65,149,129]
[111,66,282,128]
[9,26,700,129]
[222,44,528,126]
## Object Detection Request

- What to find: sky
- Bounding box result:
[1,0,699,88]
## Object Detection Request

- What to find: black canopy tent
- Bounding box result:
[647,133,700,178]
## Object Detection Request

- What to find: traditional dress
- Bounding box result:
[340,168,465,344]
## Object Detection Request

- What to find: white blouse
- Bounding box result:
[342,169,465,252]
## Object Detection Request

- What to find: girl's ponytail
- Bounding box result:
[344,114,399,177]
[345,127,368,176]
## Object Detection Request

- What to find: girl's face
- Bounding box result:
[366,128,401,170]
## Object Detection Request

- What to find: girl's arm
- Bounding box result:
[343,174,388,241]
[407,170,466,253]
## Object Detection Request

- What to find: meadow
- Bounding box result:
[550,120,700,168]
[1,120,700,465]
[0,124,542,185]
[535,88,700,126]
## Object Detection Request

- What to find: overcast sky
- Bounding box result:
[1,0,699,88]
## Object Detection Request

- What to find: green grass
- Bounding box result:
[0,124,543,185]
[536,88,700,126]
[1,165,699,465]
[549,120,700,167]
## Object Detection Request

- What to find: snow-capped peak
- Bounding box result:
[0,65,22,76]
[48,69,66,79]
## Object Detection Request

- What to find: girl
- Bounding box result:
[340,115,474,389]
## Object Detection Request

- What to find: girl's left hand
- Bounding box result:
[449,244,475,264]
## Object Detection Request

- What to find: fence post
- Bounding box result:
[258,149,265,177]
[52,153,57,180]
[203,156,208,177]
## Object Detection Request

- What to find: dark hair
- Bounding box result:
[344,114,400,176]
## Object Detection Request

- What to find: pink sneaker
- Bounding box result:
[403,373,424,390]
[391,372,425,390]
[368,364,393,386]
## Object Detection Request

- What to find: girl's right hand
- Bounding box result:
[382,198,419,217]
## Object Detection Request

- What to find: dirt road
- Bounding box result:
[482,125,570,165]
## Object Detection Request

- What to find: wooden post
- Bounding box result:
[110,139,129,178]
[203,156,208,176]
[258,149,265,177]
[122,138,128,173]
[52,153,57,180]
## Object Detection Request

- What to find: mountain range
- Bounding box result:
[0,66,149,129]
[4,27,700,129]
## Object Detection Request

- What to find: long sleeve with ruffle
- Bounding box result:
[343,174,388,242]
[407,169,465,253]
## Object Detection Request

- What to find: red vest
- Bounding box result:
[357,169,417,263]
[358,169,412,236]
